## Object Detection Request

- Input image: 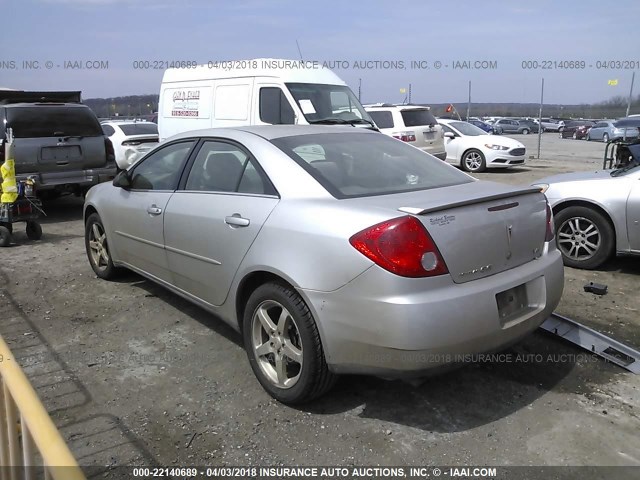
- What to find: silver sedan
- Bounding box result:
[534,163,640,269]
[84,126,563,403]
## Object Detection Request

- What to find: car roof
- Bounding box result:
[167,125,379,142]
[364,104,431,111]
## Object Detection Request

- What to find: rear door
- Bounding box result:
[106,140,195,282]
[7,105,105,175]
[163,139,279,306]
[399,108,441,152]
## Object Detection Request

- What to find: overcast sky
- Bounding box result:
[2,0,639,104]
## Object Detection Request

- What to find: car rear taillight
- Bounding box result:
[349,216,449,277]
[105,137,115,163]
[545,202,555,242]
[122,140,141,146]
[392,131,416,142]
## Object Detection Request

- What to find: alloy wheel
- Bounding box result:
[464,151,483,171]
[557,216,601,261]
[251,300,303,389]
[88,222,110,272]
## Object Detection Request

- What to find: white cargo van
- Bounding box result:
[158,58,376,140]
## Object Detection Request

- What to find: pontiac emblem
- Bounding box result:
[506,224,513,259]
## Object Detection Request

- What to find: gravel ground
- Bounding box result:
[0,133,638,476]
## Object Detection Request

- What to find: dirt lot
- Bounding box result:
[1,133,639,476]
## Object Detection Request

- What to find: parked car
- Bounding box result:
[585,120,640,142]
[533,162,640,269]
[516,119,542,134]
[560,120,595,139]
[438,119,526,172]
[365,104,446,159]
[101,120,159,169]
[539,118,564,132]
[84,125,563,403]
[467,119,503,135]
[0,90,117,196]
[493,119,534,134]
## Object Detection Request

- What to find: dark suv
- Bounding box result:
[0,91,117,196]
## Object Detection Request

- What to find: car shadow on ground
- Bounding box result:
[116,272,624,434]
[591,256,640,274]
[37,195,85,224]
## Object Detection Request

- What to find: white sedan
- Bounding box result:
[438,119,526,172]
[101,120,159,169]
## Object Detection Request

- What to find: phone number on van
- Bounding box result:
[132,61,198,70]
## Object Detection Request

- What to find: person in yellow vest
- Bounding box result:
[1,133,18,204]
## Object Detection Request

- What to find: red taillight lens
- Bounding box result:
[392,132,416,142]
[349,216,449,277]
[545,202,555,242]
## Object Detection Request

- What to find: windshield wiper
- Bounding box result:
[308,118,377,128]
[611,161,640,177]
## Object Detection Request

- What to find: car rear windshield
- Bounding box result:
[400,109,437,127]
[270,132,472,199]
[119,123,159,136]
[6,105,102,138]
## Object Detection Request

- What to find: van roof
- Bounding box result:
[162,58,347,86]
[167,125,377,142]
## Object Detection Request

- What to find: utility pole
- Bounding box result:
[408,83,412,104]
[358,78,361,102]
[626,71,635,117]
[466,81,471,120]
[537,78,544,160]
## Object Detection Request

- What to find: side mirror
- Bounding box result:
[444,132,455,139]
[113,170,131,189]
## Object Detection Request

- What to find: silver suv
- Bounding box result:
[0,91,117,197]
[364,104,446,159]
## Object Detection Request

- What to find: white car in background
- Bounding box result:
[438,119,526,172]
[100,120,159,169]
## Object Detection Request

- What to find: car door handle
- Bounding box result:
[147,205,163,216]
[225,215,250,227]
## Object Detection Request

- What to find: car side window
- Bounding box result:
[102,125,115,136]
[259,87,295,125]
[130,141,194,190]
[367,111,394,129]
[185,141,273,195]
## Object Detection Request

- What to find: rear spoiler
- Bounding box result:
[0,90,82,105]
[398,187,543,215]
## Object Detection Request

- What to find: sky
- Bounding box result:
[1,0,639,105]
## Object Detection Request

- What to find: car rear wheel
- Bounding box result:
[602,133,609,142]
[554,206,614,269]
[461,149,486,172]
[243,282,336,404]
[522,129,530,135]
[572,132,577,139]
[85,213,119,279]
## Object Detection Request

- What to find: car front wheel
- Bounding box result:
[603,133,609,142]
[243,282,336,404]
[85,213,120,279]
[554,206,614,269]
[461,149,487,172]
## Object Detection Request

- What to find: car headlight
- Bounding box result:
[532,183,549,194]
[484,144,509,150]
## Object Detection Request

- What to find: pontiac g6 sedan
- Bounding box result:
[84,126,564,403]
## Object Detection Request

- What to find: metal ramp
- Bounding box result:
[540,313,640,374]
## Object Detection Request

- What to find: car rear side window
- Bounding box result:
[367,111,394,129]
[6,106,102,138]
[271,132,472,199]
[259,87,295,125]
[130,141,194,190]
[102,125,116,136]
[400,109,437,127]
[119,123,158,135]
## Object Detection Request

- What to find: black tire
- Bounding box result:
[25,221,42,240]
[243,282,336,404]
[558,126,564,133]
[602,133,609,143]
[554,206,614,269]
[522,129,530,135]
[85,213,120,279]
[461,149,487,172]
[0,226,11,247]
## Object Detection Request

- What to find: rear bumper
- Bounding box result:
[16,167,117,191]
[301,246,564,377]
